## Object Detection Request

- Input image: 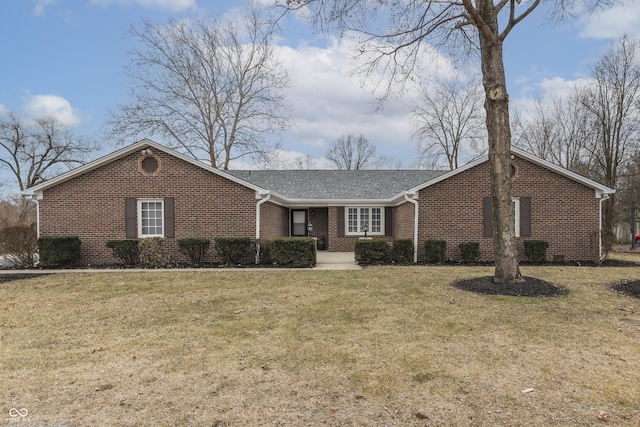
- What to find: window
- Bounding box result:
[483,196,530,238]
[512,198,520,237]
[346,207,384,235]
[138,199,164,237]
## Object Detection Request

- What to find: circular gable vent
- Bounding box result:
[141,156,159,174]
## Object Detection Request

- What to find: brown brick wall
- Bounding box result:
[417,156,601,262]
[260,202,288,240]
[39,149,259,265]
[394,201,415,240]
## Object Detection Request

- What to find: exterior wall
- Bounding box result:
[309,208,328,243]
[38,149,257,265]
[260,202,288,240]
[394,201,415,241]
[326,206,394,252]
[417,156,601,262]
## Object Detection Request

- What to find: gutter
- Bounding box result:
[599,194,610,261]
[404,192,419,263]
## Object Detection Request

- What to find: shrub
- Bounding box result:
[459,242,480,264]
[269,237,316,267]
[392,239,414,264]
[37,236,81,268]
[214,237,251,265]
[106,240,140,266]
[355,239,389,264]
[0,224,37,268]
[523,240,549,263]
[139,237,170,268]
[253,239,271,265]
[178,238,210,266]
[423,240,446,264]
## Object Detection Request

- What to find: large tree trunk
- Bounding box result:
[478,2,522,283]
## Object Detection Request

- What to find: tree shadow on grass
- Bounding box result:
[453,276,569,297]
[0,273,50,284]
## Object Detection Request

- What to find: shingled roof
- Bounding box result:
[226,170,448,200]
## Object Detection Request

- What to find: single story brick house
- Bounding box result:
[24,139,614,265]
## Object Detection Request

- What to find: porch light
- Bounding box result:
[307,223,313,237]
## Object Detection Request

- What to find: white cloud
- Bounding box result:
[89,0,196,12]
[0,103,8,116]
[33,0,56,16]
[579,0,640,39]
[23,94,83,128]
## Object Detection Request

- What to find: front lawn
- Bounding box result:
[1,265,639,425]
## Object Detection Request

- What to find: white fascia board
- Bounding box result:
[282,198,396,208]
[23,139,269,198]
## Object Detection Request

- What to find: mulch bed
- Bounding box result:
[611,280,640,299]
[453,276,569,297]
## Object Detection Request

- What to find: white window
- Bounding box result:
[138,199,164,237]
[512,198,520,238]
[346,207,384,235]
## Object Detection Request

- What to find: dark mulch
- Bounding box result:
[611,280,640,299]
[0,273,50,284]
[453,276,569,297]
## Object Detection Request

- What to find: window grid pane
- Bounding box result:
[141,201,163,236]
[371,208,381,233]
[348,208,358,233]
[360,208,369,232]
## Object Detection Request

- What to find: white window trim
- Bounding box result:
[138,199,164,238]
[345,207,385,236]
[512,197,520,238]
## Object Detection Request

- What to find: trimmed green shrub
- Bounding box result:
[178,238,210,266]
[459,242,480,264]
[214,237,251,265]
[37,236,81,268]
[139,237,170,268]
[524,240,549,263]
[106,240,140,266]
[269,237,315,267]
[424,240,446,264]
[355,239,389,264]
[392,239,414,264]
[0,224,37,268]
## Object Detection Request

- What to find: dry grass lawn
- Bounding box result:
[2,262,640,426]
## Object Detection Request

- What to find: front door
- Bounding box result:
[291,209,308,236]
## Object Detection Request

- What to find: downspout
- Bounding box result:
[404,192,419,263]
[599,194,610,261]
[255,192,271,263]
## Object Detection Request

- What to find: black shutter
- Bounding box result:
[385,207,393,236]
[164,197,175,238]
[337,207,345,237]
[520,197,531,237]
[126,198,137,238]
[483,197,493,238]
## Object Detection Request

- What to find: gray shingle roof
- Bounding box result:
[226,170,448,200]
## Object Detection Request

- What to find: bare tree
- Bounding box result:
[580,35,640,232]
[281,0,614,283]
[411,76,486,170]
[327,134,379,170]
[0,112,96,192]
[512,91,594,173]
[107,5,289,169]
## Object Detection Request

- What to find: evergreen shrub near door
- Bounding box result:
[214,237,251,265]
[355,239,389,264]
[269,237,315,267]
[178,238,210,266]
[392,239,414,264]
[37,236,81,268]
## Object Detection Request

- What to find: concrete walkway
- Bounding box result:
[313,251,360,270]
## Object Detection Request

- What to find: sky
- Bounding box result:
[1,0,640,194]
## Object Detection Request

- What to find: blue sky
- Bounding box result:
[1,0,640,193]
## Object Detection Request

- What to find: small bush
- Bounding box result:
[459,242,480,264]
[524,240,549,263]
[139,237,170,268]
[106,240,140,266]
[0,224,37,268]
[392,239,414,264]
[269,237,315,267]
[355,239,389,264]
[424,240,447,264]
[178,238,210,266]
[37,236,81,268]
[214,237,251,265]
